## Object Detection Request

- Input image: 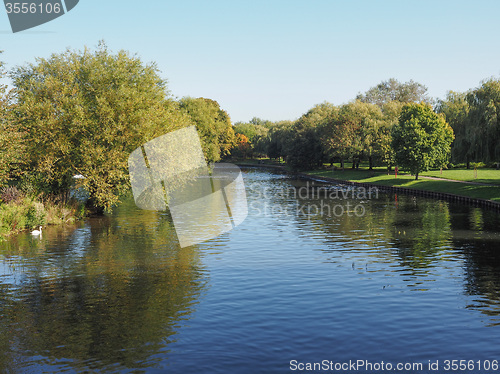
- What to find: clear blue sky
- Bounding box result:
[1,0,500,122]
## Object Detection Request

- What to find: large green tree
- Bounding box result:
[10,43,190,211]
[392,103,454,179]
[178,97,235,163]
[465,79,500,165]
[436,91,471,167]
[0,52,25,187]
[321,101,389,170]
[286,102,336,170]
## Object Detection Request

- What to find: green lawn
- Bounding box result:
[305,168,500,202]
[420,168,500,185]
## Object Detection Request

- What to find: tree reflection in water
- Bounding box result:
[0,195,207,372]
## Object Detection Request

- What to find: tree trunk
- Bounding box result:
[415,172,419,180]
[351,157,355,169]
[368,156,373,170]
[340,159,344,170]
[466,156,470,170]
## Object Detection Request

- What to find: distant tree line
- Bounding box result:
[233,77,500,172]
[0,44,235,212]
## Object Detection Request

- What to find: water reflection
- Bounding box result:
[246,169,500,301]
[0,196,207,373]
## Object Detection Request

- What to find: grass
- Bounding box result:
[304,168,500,202]
[420,168,500,185]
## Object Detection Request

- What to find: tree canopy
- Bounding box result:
[10,43,191,211]
[357,78,429,107]
[392,103,454,179]
[0,53,25,186]
[178,97,235,163]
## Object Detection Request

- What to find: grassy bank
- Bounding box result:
[304,168,500,202]
[0,188,86,239]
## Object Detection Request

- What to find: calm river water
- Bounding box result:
[1,168,500,373]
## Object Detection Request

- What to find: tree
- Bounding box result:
[380,101,406,170]
[436,91,471,167]
[321,101,387,170]
[178,97,235,163]
[233,133,251,159]
[233,122,269,158]
[233,122,268,142]
[10,43,189,212]
[465,79,500,165]
[286,102,336,170]
[392,103,454,179]
[357,78,430,107]
[249,117,274,128]
[0,52,25,187]
[265,121,294,161]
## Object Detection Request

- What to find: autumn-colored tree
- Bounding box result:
[233,133,251,159]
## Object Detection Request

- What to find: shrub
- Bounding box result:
[0,198,47,237]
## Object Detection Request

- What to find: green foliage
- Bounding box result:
[262,120,295,160]
[437,80,500,167]
[392,103,454,179]
[179,97,235,163]
[10,42,189,212]
[287,102,336,170]
[233,122,269,142]
[436,91,470,165]
[0,52,25,187]
[465,79,500,163]
[321,100,392,169]
[249,117,274,128]
[0,198,46,236]
[357,78,430,107]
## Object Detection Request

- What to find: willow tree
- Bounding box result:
[465,79,500,165]
[286,102,336,170]
[392,103,454,179]
[436,91,471,167]
[10,43,190,212]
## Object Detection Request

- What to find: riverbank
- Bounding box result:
[0,189,86,239]
[237,161,500,210]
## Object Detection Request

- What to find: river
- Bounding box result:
[1,168,500,373]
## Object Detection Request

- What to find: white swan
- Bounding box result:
[31,226,42,235]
